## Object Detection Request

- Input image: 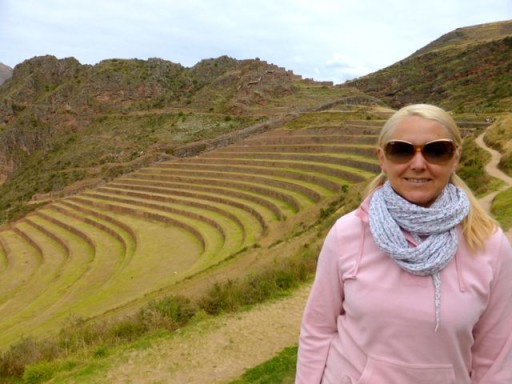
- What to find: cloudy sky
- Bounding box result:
[1,0,511,84]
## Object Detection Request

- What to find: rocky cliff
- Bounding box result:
[0,55,299,176]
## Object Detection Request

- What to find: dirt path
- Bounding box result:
[475,132,512,241]
[102,285,311,384]
[94,128,511,384]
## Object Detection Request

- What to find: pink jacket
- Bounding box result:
[296,197,512,384]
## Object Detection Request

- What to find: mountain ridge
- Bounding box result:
[0,19,510,223]
[409,19,512,58]
[344,19,512,111]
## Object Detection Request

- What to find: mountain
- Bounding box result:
[344,20,512,112]
[0,62,12,85]
[0,54,368,222]
[0,20,510,223]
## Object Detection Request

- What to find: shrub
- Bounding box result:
[139,296,197,330]
[23,361,56,384]
[23,360,77,384]
[198,280,242,315]
[198,246,318,315]
[57,316,109,353]
[108,317,147,342]
[0,337,58,378]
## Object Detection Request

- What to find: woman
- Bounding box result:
[296,104,512,383]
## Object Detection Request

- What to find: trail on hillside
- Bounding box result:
[91,127,511,384]
[475,132,512,241]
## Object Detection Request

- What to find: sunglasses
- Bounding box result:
[383,139,457,164]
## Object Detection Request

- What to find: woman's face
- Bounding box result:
[377,116,460,207]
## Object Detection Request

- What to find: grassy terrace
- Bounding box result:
[0,113,480,354]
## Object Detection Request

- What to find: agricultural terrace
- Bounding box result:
[0,110,480,349]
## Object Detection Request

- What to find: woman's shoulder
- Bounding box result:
[481,227,512,257]
[331,206,368,239]
[463,227,512,273]
[486,228,512,268]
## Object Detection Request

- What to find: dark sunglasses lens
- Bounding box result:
[423,141,455,162]
[385,141,415,162]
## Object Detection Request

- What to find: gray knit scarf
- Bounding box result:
[369,181,470,331]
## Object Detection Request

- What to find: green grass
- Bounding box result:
[458,131,494,195]
[228,346,298,384]
[491,186,512,230]
[0,210,204,348]
[0,237,322,382]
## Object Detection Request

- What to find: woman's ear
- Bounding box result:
[451,147,462,172]
[377,147,387,173]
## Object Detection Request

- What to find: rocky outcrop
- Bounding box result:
[0,55,304,185]
[0,55,299,124]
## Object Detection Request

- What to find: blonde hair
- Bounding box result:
[365,104,496,250]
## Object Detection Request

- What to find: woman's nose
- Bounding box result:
[410,151,427,169]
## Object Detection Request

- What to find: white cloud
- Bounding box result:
[0,0,510,82]
[324,54,372,83]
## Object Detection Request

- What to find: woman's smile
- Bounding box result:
[404,177,431,184]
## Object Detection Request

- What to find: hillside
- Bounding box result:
[410,20,512,57]
[0,63,12,85]
[0,55,373,223]
[0,54,387,350]
[344,20,512,112]
[0,104,390,348]
[1,21,510,225]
